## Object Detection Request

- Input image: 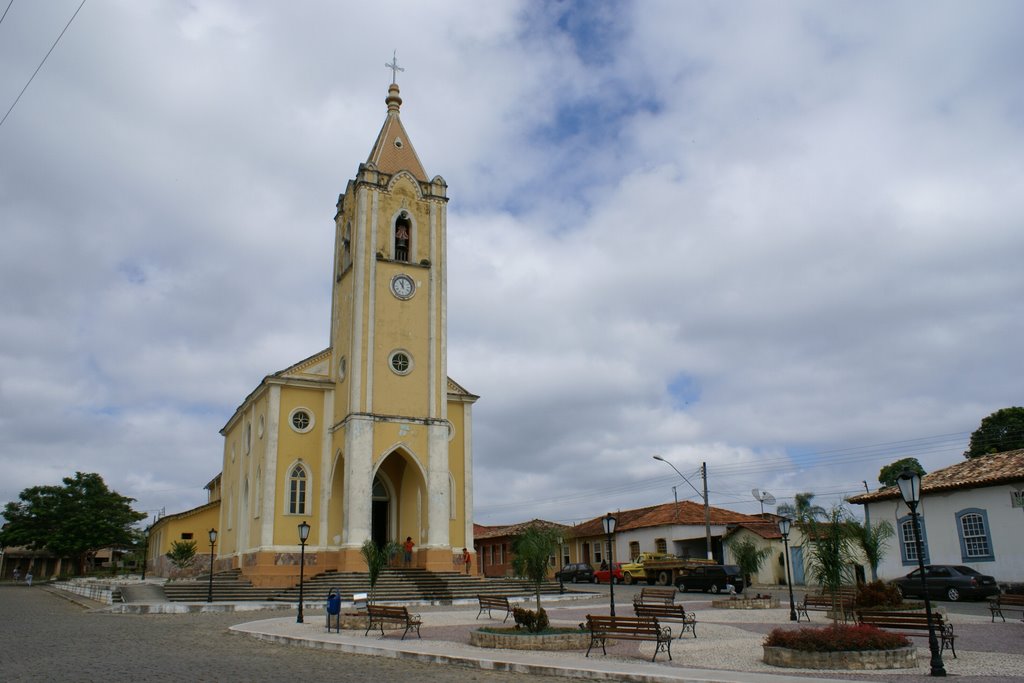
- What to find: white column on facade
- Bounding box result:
[261,385,281,547]
[365,191,378,411]
[425,423,450,548]
[342,415,374,547]
[428,200,438,418]
[463,403,474,549]
[318,389,334,547]
[350,187,368,414]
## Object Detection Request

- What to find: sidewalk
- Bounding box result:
[226,595,1024,683]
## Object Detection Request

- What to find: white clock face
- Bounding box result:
[391,274,415,299]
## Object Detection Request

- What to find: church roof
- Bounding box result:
[365,83,428,181]
[848,448,1024,504]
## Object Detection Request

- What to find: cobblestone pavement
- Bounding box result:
[0,586,569,683]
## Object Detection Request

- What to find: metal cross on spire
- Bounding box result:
[385,50,404,84]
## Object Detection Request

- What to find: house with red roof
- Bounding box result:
[848,448,1024,583]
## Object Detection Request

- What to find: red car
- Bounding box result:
[594,562,624,584]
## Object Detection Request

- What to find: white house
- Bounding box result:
[848,448,1024,584]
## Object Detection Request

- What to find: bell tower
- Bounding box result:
[329,76,457,571]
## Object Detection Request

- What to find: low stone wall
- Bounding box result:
[51,580,118,605]
[470,629,589,651]
[763,645,917,670]
[712,596,779,609]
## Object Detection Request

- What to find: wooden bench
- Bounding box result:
[989,594,1024,623]
[856,611,956,658]
[364,604,422,640]
[476,595,513,623]
[586,615,672,662]
[633,601,697,639]
[633,586,677,606]
[796,593,855,623]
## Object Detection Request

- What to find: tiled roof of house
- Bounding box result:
[571,501,765,538]
[848,448,1024,504]
[473,519,570,540]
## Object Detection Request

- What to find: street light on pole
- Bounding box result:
[777,517,797,621]
[602,513,617,617]
[206,528,217,603]
[653,455,713,561]
[897,469,945,677]
[296,520,310,624]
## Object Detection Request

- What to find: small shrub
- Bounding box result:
[855,580,902,609]
[764,624,910,652]
[512,606,550,633]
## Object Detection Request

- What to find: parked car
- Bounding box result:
[890,565,999,602]
[674,564,745,594]
[556,562,596,583]
[594,562,624,584]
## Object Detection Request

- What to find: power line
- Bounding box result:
[0,0,87,130]
[1,1,15,27]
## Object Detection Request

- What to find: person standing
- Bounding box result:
[13,568,20,583]
[25,570,33,587]
[403,537,415,567]
[462,547,471,575]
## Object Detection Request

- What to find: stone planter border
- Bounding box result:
[763,645,917,670]
[470,629,589,651]
[711,596,779,609]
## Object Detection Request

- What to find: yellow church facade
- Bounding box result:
[150,81,478,587]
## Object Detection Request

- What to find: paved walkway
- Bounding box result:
[227,594,1024,683]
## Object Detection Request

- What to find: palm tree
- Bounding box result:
[849,518,894,582]
[360,539,400,605]
[804,505,857,624]
[511,525,562,612]
[726,537,772,588]
[777,492,826,524]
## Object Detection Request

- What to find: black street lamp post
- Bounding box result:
[602,513,617,617]
[206,528,217,603]
[777,517,797,621]
[297,520,310,623]
[897,468,945,677]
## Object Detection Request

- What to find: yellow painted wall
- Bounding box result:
[272,386,326,547]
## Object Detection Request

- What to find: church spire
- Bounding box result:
[365,53,427,181]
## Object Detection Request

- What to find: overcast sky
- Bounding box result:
[2,1,1022,529]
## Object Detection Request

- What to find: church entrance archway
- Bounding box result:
[371,476,390,548]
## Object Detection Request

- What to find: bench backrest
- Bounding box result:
[367,605,408,618]
[995,594,1024,605]
[637,587,676,604]
[634,603,686,618]
[587,615,661,634]
[858,611,945,628]
[478,595,509,605]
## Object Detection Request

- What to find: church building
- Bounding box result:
[148,78,478,587]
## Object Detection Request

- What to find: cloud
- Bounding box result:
[1,1,1022,528]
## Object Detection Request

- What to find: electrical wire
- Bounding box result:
[0,0,87,130]
[1,1,15,27]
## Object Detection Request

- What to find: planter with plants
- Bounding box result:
[763,624,916,670]
[712,592,779,609]
[471,608,588,650]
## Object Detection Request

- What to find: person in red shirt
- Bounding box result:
[403,537,415,567]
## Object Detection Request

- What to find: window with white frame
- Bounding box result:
[956,508,994,562]
[562,544,570,566]
[655,538,667,554]
[629,541,640,561]
[594,543,603,564]
[288,464,307,514]
[898,515,929,566]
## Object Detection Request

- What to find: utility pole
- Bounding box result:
[702,462,713,561]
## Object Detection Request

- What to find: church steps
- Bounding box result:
[161,568,566,603]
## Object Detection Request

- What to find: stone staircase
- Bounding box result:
[159,567,566,603]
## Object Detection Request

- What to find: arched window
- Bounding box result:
[394,212,412,262]
[289,465,308,515]
[956,508,994,562]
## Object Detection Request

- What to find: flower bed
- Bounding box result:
[470,627,588,650]
[763,624,916,670]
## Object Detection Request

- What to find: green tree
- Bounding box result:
[776,492,826,524]
[878,457,926,488]
[804,505,857,624]
[511,525,562,613]
[849,518,894,582]
[726,536,773,587]
[360,539,400,605]
[964,406,1024,458]
[166,540,198,570]
[0,472,146,575]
